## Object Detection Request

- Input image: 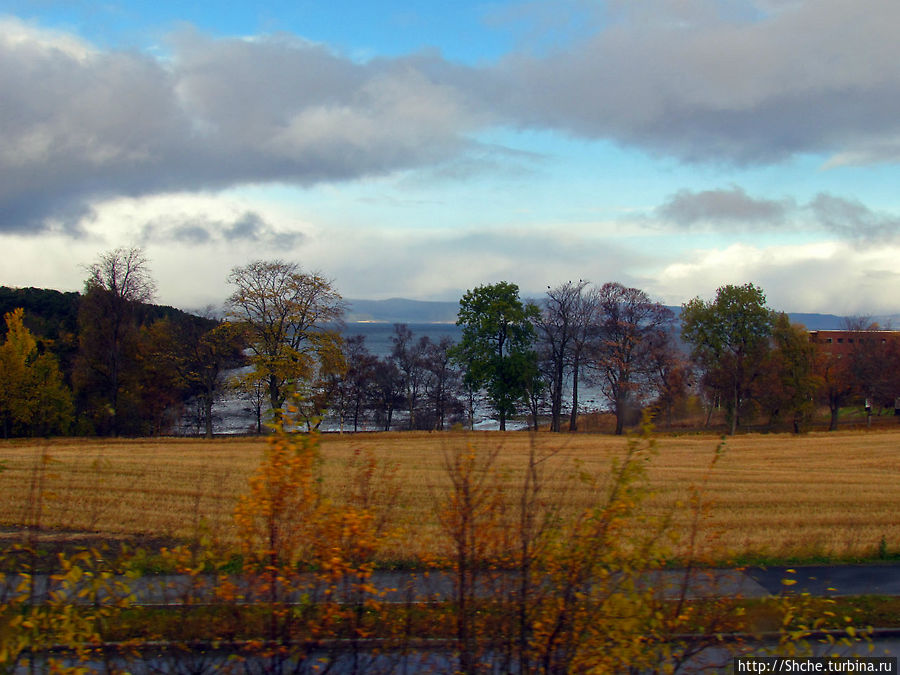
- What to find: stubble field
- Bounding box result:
[1,429,899,564]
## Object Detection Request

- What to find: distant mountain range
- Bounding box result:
[346,297,863,330]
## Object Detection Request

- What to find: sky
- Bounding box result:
[3,0,900,315]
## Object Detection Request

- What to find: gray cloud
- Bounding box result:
[5,2,900,234]
[809,193,900,243]
[491,0,900,164]
[169,224,213,244]
[658,186,793,227]
[140,210,304,248]
[0,20,483,234]
[655,186,900,242]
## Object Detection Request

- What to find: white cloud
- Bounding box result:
[0,16,95,61]
[654,241,900,314]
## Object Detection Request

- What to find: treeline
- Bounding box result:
[2,249,896,437]
[352,281,900,435]
[0,249,243,437]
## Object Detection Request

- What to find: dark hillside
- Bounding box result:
[0,286,217,339]
[0,286,80,340]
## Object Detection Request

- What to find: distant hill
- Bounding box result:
[0,286,868,332]
[0,286,215,340]
[346,297,851,329]
[785,312,847,330]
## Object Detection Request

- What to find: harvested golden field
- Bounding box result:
[1,429,899,563]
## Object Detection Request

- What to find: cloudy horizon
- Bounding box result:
[3,1,900,315]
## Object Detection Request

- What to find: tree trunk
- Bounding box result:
[269,375,282,424]
[204,395,213,439]
[551,362,564,432]
[614,397,625,436]
[730,384,739,436]
[568,357,580,432]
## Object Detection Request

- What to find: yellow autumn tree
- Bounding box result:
[226,260,345,423]
[0,308,73,437]
[230,400,396,673]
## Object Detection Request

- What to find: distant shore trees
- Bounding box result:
[8,249,900,437]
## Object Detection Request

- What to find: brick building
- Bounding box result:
[808,329,900,357]
[809,329,900,413]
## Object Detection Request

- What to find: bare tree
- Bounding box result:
[566,285,600,431]
[647,331,692,430]
[371,358,404,431]
[390,324,427,430]
[422,335,462,430]
[533,280,590,432]
[844,316,900,427]
[227,260,345,418]
[338,335,378,432]
[590,283,675,435]
[85,247,156,305]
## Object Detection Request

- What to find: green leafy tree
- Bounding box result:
[0,308,73,437]
[451,282,539,431]
[681,283,775,435]
[227,260,345,419]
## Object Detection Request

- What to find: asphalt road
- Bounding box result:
[7,564,900,605]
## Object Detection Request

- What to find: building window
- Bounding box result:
[826,338,833,343]
[837,338,844,343]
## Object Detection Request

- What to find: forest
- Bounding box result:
[2,247,898,438]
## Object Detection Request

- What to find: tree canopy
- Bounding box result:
[0,308,73,437]
[227,260,346,417]
[74,246,156,435]
[451,282,539,430]
[681,282,775,435]
[592,282,676,435]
